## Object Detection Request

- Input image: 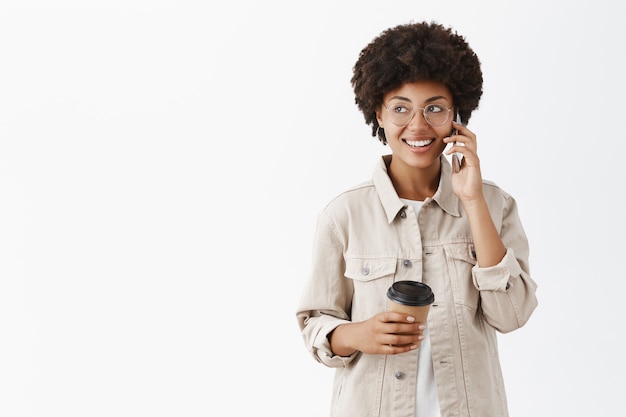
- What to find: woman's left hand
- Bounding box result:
[443,121,484,203]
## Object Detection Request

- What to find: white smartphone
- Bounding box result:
[451,112,464,173]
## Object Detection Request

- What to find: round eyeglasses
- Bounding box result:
[382,101,452,127]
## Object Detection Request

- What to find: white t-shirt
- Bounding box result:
[402,199,442,417]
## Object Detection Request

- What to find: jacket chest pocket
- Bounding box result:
[345,257,397,321]
[443,244,480,311]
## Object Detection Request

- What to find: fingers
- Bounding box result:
[385,342,420,354]
[367,312,427,355]
[382,311,418,324]
[451,120,474,139]
[380,315,426,349]
[388,331,425,345]
[445,122,475,147]
[444,123,479,169]
[383,330,425,353]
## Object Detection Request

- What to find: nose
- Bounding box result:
[406,108,429,130]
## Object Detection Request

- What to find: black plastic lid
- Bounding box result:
[387,281,434,306]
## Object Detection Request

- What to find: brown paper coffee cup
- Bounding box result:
[387,280,434,325]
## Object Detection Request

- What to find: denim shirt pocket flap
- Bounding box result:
[344,258,397,282]
[445,243,477,266]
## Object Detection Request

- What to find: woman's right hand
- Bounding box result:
[329,312,425,356]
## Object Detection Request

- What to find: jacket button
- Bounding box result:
[402,259,411,267]
[362,267,370,276]
[395,371,405,380]
[399,210,407,218]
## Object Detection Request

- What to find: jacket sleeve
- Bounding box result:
[295,210,357,368]
[471,191,538,333]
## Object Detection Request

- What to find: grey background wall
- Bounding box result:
[1,1,624,416]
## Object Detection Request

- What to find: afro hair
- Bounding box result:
[351,21,483,144]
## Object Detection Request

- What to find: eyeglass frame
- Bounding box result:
[381,102,454,127]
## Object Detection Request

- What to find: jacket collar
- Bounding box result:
[373,154,461,224]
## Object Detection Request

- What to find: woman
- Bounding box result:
[296,21,538,417]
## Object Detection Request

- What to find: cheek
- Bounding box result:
[434,127,451,151]
[383,125,404,141]
[437,123,454,138]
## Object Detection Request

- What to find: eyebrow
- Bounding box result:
[387,95,450,104]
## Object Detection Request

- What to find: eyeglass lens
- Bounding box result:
[386,102,450,127]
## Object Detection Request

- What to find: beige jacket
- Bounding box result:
[296,155,538,417]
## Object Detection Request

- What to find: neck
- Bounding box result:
[388,158,440,201]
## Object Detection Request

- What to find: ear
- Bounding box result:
[375,108,384,128]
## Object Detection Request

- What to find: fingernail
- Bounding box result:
[407,316,415,322]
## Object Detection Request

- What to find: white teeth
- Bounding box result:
[405,139,433,147]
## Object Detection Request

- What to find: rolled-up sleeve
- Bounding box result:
[471,193,538,333]
[296,211,357,368]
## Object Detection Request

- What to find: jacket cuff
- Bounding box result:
[471,248,523,292]
[313,320,356,368]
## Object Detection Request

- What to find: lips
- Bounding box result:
[404,138,435,148]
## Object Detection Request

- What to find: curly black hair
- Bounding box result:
[351,21,483,144]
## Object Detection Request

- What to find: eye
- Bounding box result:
[390,104,411,114]
[425,104,445,114]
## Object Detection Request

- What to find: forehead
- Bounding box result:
[383,80,453,104]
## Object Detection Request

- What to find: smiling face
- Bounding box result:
[376,80,454,175]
